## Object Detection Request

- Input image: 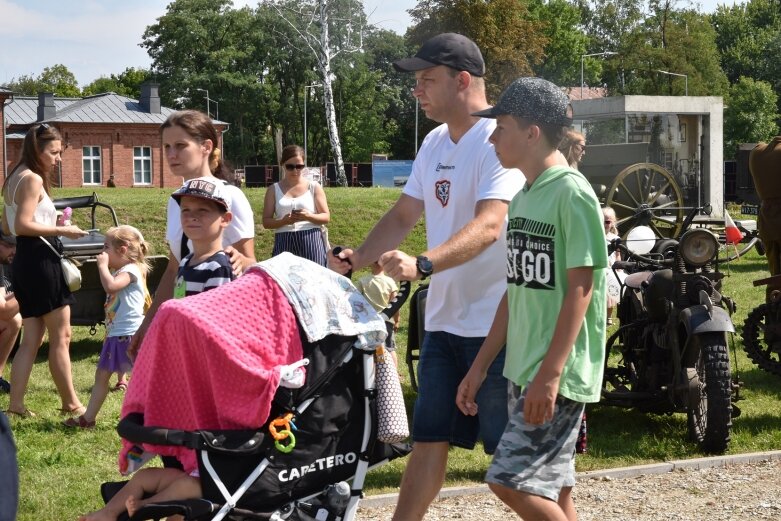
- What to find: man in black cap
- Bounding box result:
[457,77,607,520]
[0,233,20,393]
[331,33,523,520]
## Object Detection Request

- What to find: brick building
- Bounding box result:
[1,83,226,188]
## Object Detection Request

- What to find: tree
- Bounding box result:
[37,64,81,97]
[361,28,418,159]
[263,0,368,186]
[3,64,80,97]
[142,0,274,166]
[724,77,779,159]
[528,0,591,88]
[82,68,150,97]
[577,0,644,92]
[406,0,548,99]
[711,0,781,86]
[598,1,728,97]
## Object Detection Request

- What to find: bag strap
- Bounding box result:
[39,236,63,259]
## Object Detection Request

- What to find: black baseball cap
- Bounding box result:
[393,33,485,77]
[172,178,229,211]
[473,77,573,126]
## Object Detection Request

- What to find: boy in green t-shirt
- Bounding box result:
[456,77,607,520]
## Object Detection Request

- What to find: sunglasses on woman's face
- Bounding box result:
[285,164,306,171]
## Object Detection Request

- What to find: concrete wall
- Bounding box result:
[571,95,725,217]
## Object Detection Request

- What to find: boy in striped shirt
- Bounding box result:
[171,179,235,298]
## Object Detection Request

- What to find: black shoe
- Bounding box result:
[0,377,10,393]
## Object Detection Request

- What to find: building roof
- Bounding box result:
[566,87,608,101]
[4,92,176,126]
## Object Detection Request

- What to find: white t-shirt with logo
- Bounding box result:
[403,118,524,337]
[165,177,255,262]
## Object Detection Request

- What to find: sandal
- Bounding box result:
[5,408,36,418]
[112,381,128,392]
[58,405,87,416]
[62,415,96,429]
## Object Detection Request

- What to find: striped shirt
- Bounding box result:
[174,251,234,298]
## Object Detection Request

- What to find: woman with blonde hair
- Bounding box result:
[2,123,88,417]
[559,129,587,170]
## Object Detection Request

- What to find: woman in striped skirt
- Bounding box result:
[262,145,331,266]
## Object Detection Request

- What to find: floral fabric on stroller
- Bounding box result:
[103,254,410,521]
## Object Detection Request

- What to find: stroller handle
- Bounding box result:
[118,412,200,448]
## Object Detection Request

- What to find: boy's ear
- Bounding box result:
[221,211,233,227]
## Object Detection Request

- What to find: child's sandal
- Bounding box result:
[112,381,128,392]
[62,415,96,429]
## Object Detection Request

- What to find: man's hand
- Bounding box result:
[523,372,560,425]
[328,247,356,276]
[456,367,486,416]
[378,250,420,281]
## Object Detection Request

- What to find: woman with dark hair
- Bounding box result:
[129,110,255,356]
[262,145,330,265]
[559,129,587,170]
[2,123,88,417]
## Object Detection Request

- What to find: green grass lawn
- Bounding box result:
[3,188,781,519]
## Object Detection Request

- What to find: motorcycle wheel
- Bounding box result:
[686,333,732,454]
[742,303,781,376]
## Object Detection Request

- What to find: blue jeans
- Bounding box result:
[412,331,508,454]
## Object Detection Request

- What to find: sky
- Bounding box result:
[0,0,739,88]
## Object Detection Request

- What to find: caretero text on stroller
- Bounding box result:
[278,452,358,482]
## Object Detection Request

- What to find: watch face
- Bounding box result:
[417,256,433,275]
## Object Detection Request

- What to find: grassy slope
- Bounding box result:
[3,188,781,518]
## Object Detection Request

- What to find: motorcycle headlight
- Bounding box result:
[679,229,719,266]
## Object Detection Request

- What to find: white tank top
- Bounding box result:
[3,171,57,235]
[273,182,318,233]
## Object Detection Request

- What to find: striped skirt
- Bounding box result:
[272,227,327,266]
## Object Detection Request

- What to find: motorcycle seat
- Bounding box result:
[624,271,653,289]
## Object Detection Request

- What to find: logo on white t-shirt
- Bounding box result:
[435,179,451,207]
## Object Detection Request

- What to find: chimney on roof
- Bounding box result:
[37,92,55,121]
[139,82,161,114]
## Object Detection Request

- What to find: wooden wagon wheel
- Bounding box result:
[606,162,685,239]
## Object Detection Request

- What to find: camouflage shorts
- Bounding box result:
[485,384,584,502]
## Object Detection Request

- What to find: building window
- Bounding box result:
[134,147,152,185]
[82,146,101,185]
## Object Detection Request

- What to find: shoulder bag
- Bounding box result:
[40,236,82,292]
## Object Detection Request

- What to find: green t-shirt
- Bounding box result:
[505,165,608,403]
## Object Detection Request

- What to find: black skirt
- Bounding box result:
[12,236,75,318]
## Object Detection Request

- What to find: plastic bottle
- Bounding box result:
[325,481,351,512]
[61,207,72,226]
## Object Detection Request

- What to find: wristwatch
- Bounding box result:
[416,255,434,280]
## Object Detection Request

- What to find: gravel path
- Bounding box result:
[358,458,781,520]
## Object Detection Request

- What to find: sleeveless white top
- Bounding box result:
[273,182,318,233]
[3,171,57,235]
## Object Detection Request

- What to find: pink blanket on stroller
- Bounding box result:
[119,270,303,474]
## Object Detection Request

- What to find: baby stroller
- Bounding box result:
[100,254,411,521]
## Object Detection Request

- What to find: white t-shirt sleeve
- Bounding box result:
[477,137,525,202]
[222,185,255,247]
[165,196,183,261]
